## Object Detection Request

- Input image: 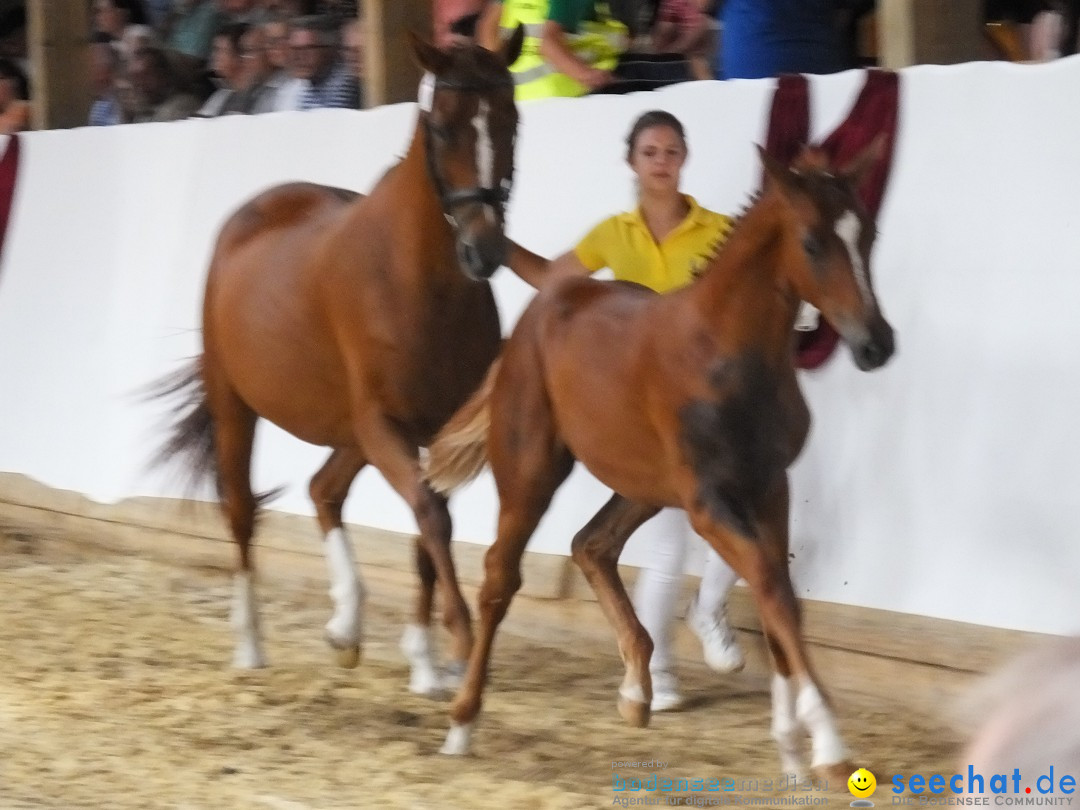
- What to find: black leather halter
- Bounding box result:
[421,75,515,219]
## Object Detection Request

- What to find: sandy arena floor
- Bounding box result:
[0,526,964,810]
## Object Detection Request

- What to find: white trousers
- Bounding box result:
[630,507,739,674]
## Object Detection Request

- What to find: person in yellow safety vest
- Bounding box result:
[479,0,630,99]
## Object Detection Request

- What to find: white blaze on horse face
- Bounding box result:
[836,210,872,306]
[472,99,496,224]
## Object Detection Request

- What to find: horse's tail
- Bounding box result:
[148,358,220,499]
[424,357,501,495]
[148,358,283,506]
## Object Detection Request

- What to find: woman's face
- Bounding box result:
[628,125,687,196]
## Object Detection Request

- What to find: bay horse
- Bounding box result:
[425,140,895,775]
[154,28,524,694]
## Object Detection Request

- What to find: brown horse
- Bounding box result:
[425,141,894,774]
[154,29,524,693]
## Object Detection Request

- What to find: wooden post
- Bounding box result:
[878,0,984,68]
[26,0,92,130]
[361,0,433,108]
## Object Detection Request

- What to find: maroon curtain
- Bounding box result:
[763,71,899,370]
[0,134,21,282]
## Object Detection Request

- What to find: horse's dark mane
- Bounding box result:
[690,189,762,281]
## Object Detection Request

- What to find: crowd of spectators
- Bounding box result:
[0,0,1074,134]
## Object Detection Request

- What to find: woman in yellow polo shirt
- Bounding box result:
[509,110,745,712]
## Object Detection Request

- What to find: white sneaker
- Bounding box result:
[687,599,745,674]
[650,670,684,712]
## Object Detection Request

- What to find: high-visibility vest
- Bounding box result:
[500,0,628,100]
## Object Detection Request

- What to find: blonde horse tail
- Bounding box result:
[424,356,501,495]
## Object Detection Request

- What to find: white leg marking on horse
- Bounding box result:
[400,624,443,695]
[771,674,804,775]
[795,679,848,768]
[323,528,364,647]
[836,210,872,306]
[231,570,266,669]
[473,99,497,225]
[441,721,474,755]
[618,679,646,705]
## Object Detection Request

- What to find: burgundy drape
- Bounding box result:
[763,71,899,370]
[0,134,21,282]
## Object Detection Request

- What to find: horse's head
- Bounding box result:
[410,29,524,280]
[758,140,895,371]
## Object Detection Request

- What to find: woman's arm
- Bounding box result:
[506,240,591,289]
[539,20,614,90]
[478,2,504,52]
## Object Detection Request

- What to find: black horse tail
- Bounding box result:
[148,358,221,499]
[147,358,281,506]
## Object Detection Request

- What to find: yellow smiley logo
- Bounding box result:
[848,768,877,798]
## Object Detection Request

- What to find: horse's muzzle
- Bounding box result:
[852,318,896,371]
[457,230,506,280]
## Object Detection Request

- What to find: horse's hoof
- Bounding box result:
[409,665,445,696]
[333,644,361,669]
[440,722,473,755]
[617,695,651,728]
[232,645,267,670]
[811,760,857,788]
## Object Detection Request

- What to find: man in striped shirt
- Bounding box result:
[289,15,361,110]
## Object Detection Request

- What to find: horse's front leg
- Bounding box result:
[570,495,660,728]
[687,474,852,781]
[356,413,472,695]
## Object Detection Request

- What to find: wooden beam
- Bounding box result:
[361,0,433,108]
[878,0,984,68]
[26,0,92,130]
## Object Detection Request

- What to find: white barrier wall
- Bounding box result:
[2,59,1080,636]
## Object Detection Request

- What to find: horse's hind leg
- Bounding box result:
[570,495,659,728]
[353,414,472,694]
[442,368,574,755]
[309,447,367,669]
[206,377,264,669]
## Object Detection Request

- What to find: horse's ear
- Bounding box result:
[840,133,888,187]
[498,24,525,67]
[408,29,451,76]
[756,144,793,191]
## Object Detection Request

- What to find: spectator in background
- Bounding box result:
[218,0,264,25]
[651,0,713,79]
[435,0,485,47]
[260,15,304,110]
[234,24,281,112]
[88,42,125,126]
[119,23,163,61]
[0,57,30,133]
[168,0,226,61]
[715,0,843,79]
[289,15,360,109]
[128,46,202,121]
[93,0,150,41]
[341,16,363,79]
[197,21,251,115]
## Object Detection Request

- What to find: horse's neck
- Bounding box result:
[376,121,455,252]
[689,195,800,357]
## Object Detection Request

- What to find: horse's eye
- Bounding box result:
[802,234,823,261]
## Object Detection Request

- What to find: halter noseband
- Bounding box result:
[420,74,515,222]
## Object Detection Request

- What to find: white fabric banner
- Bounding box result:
[2,59,1080,635]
